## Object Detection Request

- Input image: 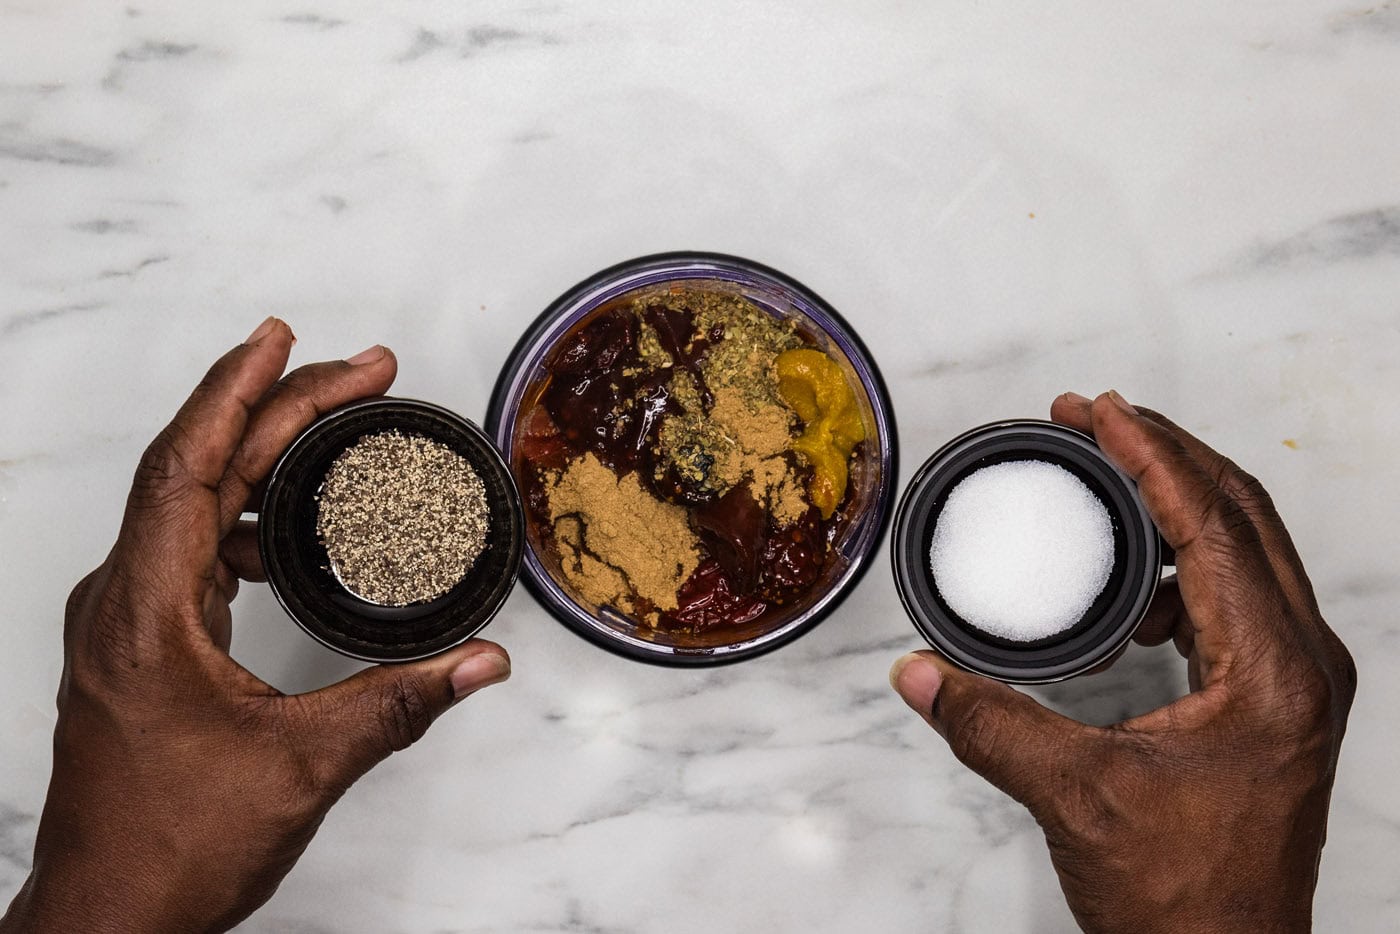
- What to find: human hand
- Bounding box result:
[0,319,512,934]
[890,391,1355,933]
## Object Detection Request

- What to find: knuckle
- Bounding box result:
[1340,668,1358,708]
[70,580,198,681]
[1067,736,1157,834]
[131,426,199,508]
[1332,641,1358,710]
[1134,406,1170,426]
[1262,658,1340,743]
[1194,486,1260,556]
[1057,776,1118,847]
[1220,462,1280,517]
[136,431,180,485]
[64,569,100,620]
[282,747,337,815]
[1208,490,1253,539]
[948,696,1005,771]
[377,675,434,754]
[60,619,157,708]
[270,697,344,804]
[72,593,142,676]
[266,367,334,420]
[249,698,341,816]
[1229,465,1268,503]
[269,761,333,829]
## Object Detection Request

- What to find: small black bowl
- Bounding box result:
[259,397,524,663]
[891,420,1166,683]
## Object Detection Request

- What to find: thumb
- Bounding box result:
[890,651,1095,816]
[296,640,511,789]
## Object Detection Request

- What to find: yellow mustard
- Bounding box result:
[774,348,866,518]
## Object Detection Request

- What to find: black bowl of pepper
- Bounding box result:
[487,253,897,665]
[260,397,524,663]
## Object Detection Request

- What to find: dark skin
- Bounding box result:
[891,390,1356,933]
[0,329,1353,933]
[0,319,511,933]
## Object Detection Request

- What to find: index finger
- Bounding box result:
[116,318,295,593]
[1084,392,1293,686]
[1129,407,1319,619]
[1055,392,1311,592]
[216,346,397,530]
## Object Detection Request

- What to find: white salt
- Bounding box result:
[929,460,1114,642]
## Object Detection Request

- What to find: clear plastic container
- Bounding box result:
[487,252,897,665]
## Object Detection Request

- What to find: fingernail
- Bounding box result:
[450,652,511,699]
[347,345,386,366]
[890,653,942,723]
[1107,389,1136,415]
[245,316,278,344]
[1062,391,1091,405]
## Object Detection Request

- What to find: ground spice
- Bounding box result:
[753,455,809,526]
[316,431,490,606]
[546,452,701,618]
[656,386,807,524]
[644,290,808,522]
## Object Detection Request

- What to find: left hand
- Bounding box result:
[1,318,511,933]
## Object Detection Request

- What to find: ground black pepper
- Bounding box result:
[316,431,490,606]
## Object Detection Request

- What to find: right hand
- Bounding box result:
[890,390,1356,933]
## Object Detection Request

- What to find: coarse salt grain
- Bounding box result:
[929,460,1114,642]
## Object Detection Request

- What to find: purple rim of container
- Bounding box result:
[485,252,898,665]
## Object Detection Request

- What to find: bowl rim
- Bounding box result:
[485,251,899,666]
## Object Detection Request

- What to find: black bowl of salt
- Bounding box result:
[891,420,1169,683]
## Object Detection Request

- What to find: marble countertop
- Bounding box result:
[2,2,1398,931]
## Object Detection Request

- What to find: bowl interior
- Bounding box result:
[492,255,895,663]
[261,398,523,662]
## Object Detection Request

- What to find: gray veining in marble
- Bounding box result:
[1,1,1398,931]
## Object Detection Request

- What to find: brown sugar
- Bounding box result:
[650,290,807,525]
[753,456,808,526]
[710,387,807,524]
[656,378,807,524]
[546,453,701,617]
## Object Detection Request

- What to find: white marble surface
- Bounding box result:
[2,2,1399,931]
